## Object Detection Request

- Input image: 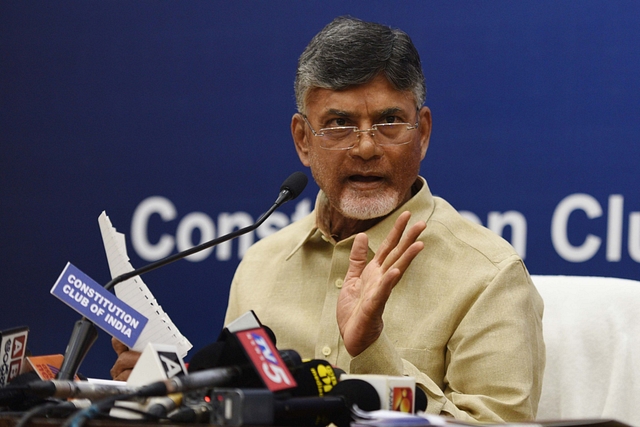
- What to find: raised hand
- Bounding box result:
[337,211,426,356]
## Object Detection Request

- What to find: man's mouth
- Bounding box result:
[348,175,384,183]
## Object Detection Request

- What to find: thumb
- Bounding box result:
[345,233,369,281]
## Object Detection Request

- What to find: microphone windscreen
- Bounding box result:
[290,360,340,397]
[280,172,308,200]
[328,379,381,427]
[278,349,303,369]
[328,379,380,412]
[187,342,226,373]
[0,372,47,411]
[415,386,427,412]
[262,325,277,346]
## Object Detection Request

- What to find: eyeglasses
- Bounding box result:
[302,114,420,150]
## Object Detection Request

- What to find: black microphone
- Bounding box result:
[288,360,341,398]
[57,172,309,381]
[137,366,243,397]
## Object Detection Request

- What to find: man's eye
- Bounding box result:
[327,118,348,127]
[383,116,401,124]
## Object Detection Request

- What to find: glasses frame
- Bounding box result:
[301,112,420,151]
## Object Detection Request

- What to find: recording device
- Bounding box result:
[172,379,380,427]
[57,172,308,381]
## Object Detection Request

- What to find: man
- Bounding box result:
[113,16,545,422]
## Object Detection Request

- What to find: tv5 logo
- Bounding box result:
[236,328,297,392]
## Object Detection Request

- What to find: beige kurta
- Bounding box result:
[225,177,545,423]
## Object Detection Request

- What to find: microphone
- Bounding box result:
[57,172,308,381]
[279,379,380,427]
[137,366,242,397]
[168,380,379,427]
[187,325,303,374]
[17,379,139,400]
[144,393,183,418]
[288,359,342,397]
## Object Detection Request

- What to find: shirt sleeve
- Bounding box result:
[349,258,545,423]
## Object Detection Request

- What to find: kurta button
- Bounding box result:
[335,279,343,288]
[322,346,331,356]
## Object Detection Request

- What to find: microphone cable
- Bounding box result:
[61,391,141,427]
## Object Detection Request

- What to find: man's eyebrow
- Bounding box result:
[378,107,404,116]
[324,107,405,117]
[325,108,351,117]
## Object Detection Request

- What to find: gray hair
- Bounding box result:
[294,16,426,113]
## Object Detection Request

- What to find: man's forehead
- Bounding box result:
[304,85,416,117]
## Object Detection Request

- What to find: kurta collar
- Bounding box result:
[286,176,435,259]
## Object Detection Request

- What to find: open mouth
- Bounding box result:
[349,175,383,183]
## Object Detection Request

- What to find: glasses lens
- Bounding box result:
[374,123,410,145]
[319,127,357,149]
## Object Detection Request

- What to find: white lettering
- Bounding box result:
[159,354,183,378]
[488,211,527,258]
[256,212,289,240]
[606,195,624,261]
[551,193,602,262]
[216,212,254,261]
[291,198,312,222]
[629,213,640,262]
[261,362,292,385]
[131,196,177,261]
[458,210,526,258]
[176,212,215,262]
[130,197,312,262]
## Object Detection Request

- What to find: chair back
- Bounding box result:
[532,275,640,426]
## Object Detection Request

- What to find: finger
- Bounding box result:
[371,243,424,310]
[111,337,129,355]
[385,240,425,280]
[375,211,412,263]
[113,368,132,382]
[344,233,369,282]
[110,350,141,380]
[381,218,426,270]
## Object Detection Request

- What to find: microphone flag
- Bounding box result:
[211,311,297,393]
[50,262,148,348]
[0,326,29,386]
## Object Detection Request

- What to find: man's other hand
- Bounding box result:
[110,337,141,381]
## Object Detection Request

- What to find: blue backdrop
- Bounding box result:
[2,1,639,379]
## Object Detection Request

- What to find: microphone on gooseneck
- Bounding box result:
[57,172,309,381]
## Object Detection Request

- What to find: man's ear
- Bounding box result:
[291,113,311,166]
[418,106,432,160]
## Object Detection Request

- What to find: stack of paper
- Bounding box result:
[98,211,192,357]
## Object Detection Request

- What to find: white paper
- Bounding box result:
[98,211,192,357]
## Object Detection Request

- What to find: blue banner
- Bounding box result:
[2,1,639,378]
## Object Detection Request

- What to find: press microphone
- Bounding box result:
[167,379,379,427]
[187,325,302,374]
[288,359,342,397]
[137,366,242,397]
[57,172,308,381]
[18,379,139,400]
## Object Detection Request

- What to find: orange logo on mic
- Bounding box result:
[392,387,413,413]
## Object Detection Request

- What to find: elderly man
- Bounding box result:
[113,16,545,423]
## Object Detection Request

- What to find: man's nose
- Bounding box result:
[349,129,383,160]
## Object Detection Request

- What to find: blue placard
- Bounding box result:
[50,262,148,348]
